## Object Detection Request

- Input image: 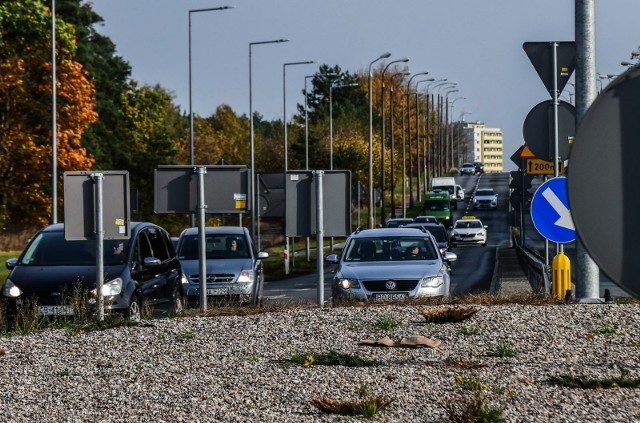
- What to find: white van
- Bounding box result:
[431,177,458,209]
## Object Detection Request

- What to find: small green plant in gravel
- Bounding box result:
[284,350,380,367]
[597,323,616,335]
[310,384,393,417]
[547,370,640,389]
[444,375,506,423]
[460,326,479,336]
[374,316,401,331]
[486,340,518,358]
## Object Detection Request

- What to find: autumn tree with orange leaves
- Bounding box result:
[0,0,95,229]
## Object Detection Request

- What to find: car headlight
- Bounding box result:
[420,276,444,288]
[2,279,22,298]
[451,230,459,236]
[337,278,360,289]
[181,272,189,285]
[101,277,123,296]
[237,270,255,283]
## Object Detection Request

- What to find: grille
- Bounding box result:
[190,273,235,283]
[362,280,419,292]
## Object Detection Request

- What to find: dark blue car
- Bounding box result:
[2,222,186,321]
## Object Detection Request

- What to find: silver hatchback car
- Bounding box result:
[327,227,456,304]
[176,226,268,306]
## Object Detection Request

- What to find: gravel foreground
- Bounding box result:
[1,303,639,422]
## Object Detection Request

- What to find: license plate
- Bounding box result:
[373,293,408,302]
[206,288,228,296]
[37,305,74,316]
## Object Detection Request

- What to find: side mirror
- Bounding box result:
[143,257,161,267]
[484,225,489,229]
[326,254,339,264]
[5,258,18,270]
[444,252,457,262]
[257,251,269,259]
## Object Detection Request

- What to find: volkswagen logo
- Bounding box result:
[385,280,397,290]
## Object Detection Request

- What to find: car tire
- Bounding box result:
[127,294,142,322]
[171,288,184,314]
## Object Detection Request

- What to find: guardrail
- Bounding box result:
[515,242,551,294]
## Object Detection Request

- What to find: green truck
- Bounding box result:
[422,191,452,227]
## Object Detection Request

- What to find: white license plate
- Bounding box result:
[373,293,408,302]
[37,305,74,316]
[206,288,228,296]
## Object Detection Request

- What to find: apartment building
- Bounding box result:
[462,122,504,173]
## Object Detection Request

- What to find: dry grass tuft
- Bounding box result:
[310,396,393,417]
[418,306,479,324]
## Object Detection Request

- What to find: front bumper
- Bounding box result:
[332,277,449,302]
[185,282,254,305]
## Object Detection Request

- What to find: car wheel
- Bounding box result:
[127,294,142,322]
[171,288,184,314]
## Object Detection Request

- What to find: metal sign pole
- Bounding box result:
[315,170,325,306]
[92,173,105,322]
[551,42,562,256]
[196,166,208,311]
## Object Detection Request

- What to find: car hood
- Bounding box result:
[8,264,126,293]
[337,261,443,280]
[474,195,496,200]
[180,258,253,277]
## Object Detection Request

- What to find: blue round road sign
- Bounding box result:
[530,177,575,243]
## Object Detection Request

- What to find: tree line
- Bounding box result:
[1,0,460,238]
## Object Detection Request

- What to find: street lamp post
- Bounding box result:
[414,78,434,201]
[368,52,391,228]
[304,75,315,170]
[249,38,289,242]
[459,111,472,164]
[389,71,410,218]
[380,57,409,225]
[442,89,459,172]
[435,82,456,174]
[404,72,429,208]
[188,6,234,227]
[449,96,466,169]
[424,79,445,190]
[283,60,315,275]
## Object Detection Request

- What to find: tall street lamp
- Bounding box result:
[443,89,459,172]
[283,61,316,172]
[414,78,434,201]
[249,38,289,241]
[380,57,409,225]
[425,79,445,183]
[368,52,391,228]
[188,6,234,227]
[458,111,472,164]
[304,75,315,170]
[189,6,235,166]
[449,96,466,169]
[389,71,410,218]
[405,71,429,207]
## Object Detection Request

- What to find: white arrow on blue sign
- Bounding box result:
[530,176,575,243]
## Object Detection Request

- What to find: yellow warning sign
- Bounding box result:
[526,159,565,175]
[519,144,537,159]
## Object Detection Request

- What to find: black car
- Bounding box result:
[473,161,485,174]
[403,223,450,254]
[2,222,185,321]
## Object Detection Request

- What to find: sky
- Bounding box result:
[87,0,640,171]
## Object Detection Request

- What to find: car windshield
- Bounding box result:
[20,231,131,266]
[455,221,482,229]
[414,216,436,223]
[424,200,449,211]
[178,234,250,260]
[343,236,438,262]
[476,189,495,196]
[462,164,474,168]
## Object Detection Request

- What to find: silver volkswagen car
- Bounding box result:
[326,227,456,304]
[176,226,268,306]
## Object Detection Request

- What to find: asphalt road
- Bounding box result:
[263,172,512,304]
